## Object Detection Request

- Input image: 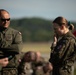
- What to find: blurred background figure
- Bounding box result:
[18,51,35,75]
[33,62,52,75]
[18,51,52,75]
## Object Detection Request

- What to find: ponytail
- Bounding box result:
[68,21,74,31]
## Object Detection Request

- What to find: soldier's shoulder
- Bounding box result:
[9,27,18,32]
[65,35,76,43]
[8,27,22,34]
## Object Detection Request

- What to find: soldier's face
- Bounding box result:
[53,23,64,36]
[0,11,10,28]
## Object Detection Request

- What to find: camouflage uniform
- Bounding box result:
[0,27,23,75]
[49,31,76,75]
[18,61,33,75]
[34,66,51,75]
[32,57,52,75]
[18,52,34,75]
[32,61,52,75]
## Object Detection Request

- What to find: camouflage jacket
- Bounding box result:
[49,31,76,67]
[0,27,23,67]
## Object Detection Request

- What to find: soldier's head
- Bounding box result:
[53,16,69,37]
[43,62,53,73]
[35,51,41,62]
[22,51,36,62]
[0,9,10,28]
[21,51,42,63]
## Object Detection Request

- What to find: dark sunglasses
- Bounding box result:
[0,18,10,21]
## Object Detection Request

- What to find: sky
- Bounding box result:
[0,0,76,21]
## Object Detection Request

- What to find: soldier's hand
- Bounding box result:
[0,57,9,67]
[53,34,58,44]
[43,62,53,73]
[47,62,53,71]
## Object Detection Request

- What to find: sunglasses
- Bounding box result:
[0,18,10,21]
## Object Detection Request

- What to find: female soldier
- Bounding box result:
[49,16,76,75]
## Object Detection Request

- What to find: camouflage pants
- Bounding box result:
[0,67,18,75]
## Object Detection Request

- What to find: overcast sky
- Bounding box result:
[0,0,76,21]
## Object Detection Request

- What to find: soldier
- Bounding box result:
[51,22,75,51]
[31,52,52,75]
[33,62,52,75]
[0,9,23,75]
[18,51,52,75]
[18,51,36,75]
[49,16,76,75]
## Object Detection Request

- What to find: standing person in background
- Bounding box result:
[49,16,76,75]
[0,9,23,75]
[18,51,42,75]
[18,51,52,75]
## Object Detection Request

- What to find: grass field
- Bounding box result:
[22,42,76,75]
[22,42,51,53]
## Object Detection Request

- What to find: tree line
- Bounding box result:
[10,17,76,42]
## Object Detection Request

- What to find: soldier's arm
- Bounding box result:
[13,31,23,53]
[1,31,23,55]
[50,34,58,50]
[8,31,23,54]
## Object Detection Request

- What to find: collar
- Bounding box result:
[0,26,8,32]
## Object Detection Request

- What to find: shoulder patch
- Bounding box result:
[18,32,21,35]
[57,45,62,49]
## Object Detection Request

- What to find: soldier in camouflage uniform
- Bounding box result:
[18,51,52,75]
[49,16,76,75]
[33,62,52,75]
[0,9,23,75]
[18,51,35,75]
[18,51,42,75]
